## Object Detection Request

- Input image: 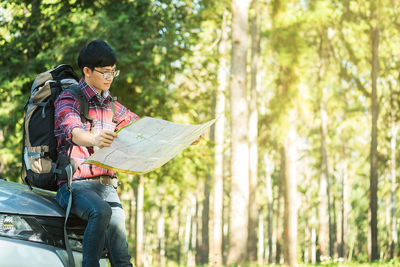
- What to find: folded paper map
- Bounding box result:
[85,116,216,174]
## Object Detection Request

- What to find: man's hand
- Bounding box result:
[94,130,118,148]
[191,133,205,146]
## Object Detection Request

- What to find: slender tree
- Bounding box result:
[390,86,398,259]
[198,174,210,264]
[265,154,274,264]
[185,194,196,266]
[157,198,166,266]
[248,0,260,262]
[369,4,380,261]
[210,10,228,266]
[319,88,334,259]
[228,0,251,264]
[258,212,264,265]
[339,158,350,260]
[315,25,334,261]
[136,175,144,267]
[318,95,330,260]
[283,111,298,267]
[276,148,285,264]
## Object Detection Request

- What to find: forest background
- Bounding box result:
[1,0,400,266]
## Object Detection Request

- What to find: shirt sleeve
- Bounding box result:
[113,100,140,131]
[54,91,85,143]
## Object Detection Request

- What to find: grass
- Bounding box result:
[299,261,399,267]
[106,259,400,267]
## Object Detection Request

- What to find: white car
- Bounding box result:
[0,179,107,267]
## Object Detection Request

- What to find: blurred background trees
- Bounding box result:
[2,0,400,266]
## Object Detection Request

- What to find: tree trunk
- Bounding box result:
[228,0,251,264]
[248,0,260,262]
[177,210,183,265]
[386,173,391,259]
[265,155,274,264]
[304,225,309,263]
[210,10,228,267]
[369,20,379,262]
[391,128,398,259]
[258,212,264,265]
[157,205,165,266]
[128,185,133,240]
[311,211,317,264]
[185,195,196,266]
[198,175,209,264]
[318,95,331,261]
[339,161,349,260]
[128,177,135,243]
[190,196,198,267]
[195,193,202,265]
[390,86,398,259]
[276,148,285,264]
[24,0,41,59]
[135,175,144,267]
[332,195,338,258]
[283,114,298,267]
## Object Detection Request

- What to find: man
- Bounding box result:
[54,40,138,267]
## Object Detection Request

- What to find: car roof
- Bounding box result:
[0,180,65,217]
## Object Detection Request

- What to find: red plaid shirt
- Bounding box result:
[54,78,139,184]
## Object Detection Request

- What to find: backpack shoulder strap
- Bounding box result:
[110,98,117,124]
[66,84,95,123]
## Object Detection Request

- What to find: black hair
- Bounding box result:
[78,40,117,77]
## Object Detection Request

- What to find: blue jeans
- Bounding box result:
[56,180,132,267]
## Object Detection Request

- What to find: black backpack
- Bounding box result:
[22,64,93,191]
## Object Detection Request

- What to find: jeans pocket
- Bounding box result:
[56,184,70,209]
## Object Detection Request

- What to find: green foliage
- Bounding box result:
[0,0,206,178]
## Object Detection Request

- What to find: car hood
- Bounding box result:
[0,180,65,217]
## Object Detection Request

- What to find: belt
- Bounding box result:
[90,175,119,189]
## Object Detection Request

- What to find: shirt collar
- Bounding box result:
[79,78,112,104]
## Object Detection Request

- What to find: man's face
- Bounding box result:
[83,64,118,94]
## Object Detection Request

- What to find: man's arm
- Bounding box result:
[113,100,140,131]
[71,128,118,148]
[55,91,118,149]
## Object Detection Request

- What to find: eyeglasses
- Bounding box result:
[94,69,120,79]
